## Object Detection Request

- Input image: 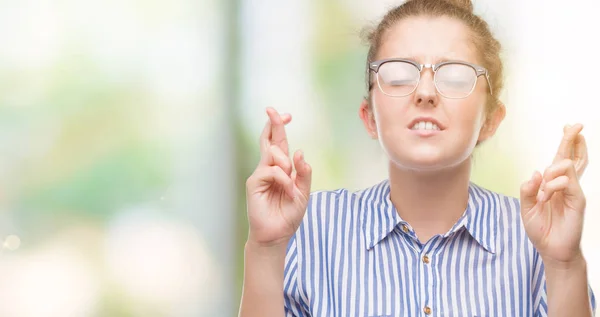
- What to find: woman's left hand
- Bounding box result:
[520,124,589,267]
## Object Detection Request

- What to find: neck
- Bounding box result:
[388,158,472,242]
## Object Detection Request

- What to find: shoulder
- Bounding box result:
[471,183,538,255]
[303,180,386,222]
[290,180,387,246]
[470,182,522,221]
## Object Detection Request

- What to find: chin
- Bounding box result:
[384,144,471,172]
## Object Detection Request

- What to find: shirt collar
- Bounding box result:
[462,183,499,254]
[361,180,498,254]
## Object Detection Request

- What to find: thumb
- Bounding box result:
[293,150,312,198]
[520,170,543,213]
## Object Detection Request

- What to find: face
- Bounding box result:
[360,16,505,172]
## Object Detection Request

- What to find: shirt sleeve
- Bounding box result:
[283,235,309,317]
[532,253,596,317]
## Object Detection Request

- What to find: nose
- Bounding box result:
[413,65,438,107]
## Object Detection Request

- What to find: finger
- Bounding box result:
[553,123,583,164]
[291,169,297,186]
[264,145,293,176]
[266,107,290,156]
[573,134,588,179]
[259,113,292,163]
[293,150,312,198]
[538,175,569,202]
[254,166,295,199]
[540,159,584,201]
[520,170,543,213]
[281,113,292,124]
[542,159,578,184]
[259,119,272,157]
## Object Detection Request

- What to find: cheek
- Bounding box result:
[371,94,410,127]
[452,98,486,130]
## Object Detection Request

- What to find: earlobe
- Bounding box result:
[359,98,378,139]
[478,101,507,142]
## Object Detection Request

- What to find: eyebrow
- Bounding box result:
[399,56,470,64]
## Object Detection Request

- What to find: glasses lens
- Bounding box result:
[435,63,477,98]
[377,61,420,97]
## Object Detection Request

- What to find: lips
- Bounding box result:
[411,121,440,131]
[407,117,446,131]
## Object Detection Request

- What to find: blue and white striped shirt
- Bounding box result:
[283,179,596,317]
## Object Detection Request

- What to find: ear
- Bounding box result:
[478,101,506,143]
[359,98,378,139]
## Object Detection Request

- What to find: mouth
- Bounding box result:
[408,117,446,131]
[407,117,445,137]
[410,121,441,131]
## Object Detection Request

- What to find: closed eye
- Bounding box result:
[388,79,416,86]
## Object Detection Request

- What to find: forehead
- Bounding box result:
[377,16,479,64]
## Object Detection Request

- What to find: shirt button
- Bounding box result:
[422,255,430,264]
[401,225,409,233]
[423,306,432,315]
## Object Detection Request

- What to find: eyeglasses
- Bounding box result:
[368,58,493,99]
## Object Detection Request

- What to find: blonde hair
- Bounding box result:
[364,0,503,116]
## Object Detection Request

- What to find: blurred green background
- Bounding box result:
[0,0,598,316]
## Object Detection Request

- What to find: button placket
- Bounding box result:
[421,254,433,316]
[421,238,441,317]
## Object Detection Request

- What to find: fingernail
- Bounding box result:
[536,190,544,202]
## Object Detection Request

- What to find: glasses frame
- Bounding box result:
[368,58,493,99]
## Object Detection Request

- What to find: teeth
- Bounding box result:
[411,121,440,131]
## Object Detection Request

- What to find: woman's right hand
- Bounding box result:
[245,107,313,248]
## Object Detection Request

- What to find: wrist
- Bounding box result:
[245,238,290,258]
[542,250,587,272]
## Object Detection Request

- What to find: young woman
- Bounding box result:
[239,0,595,316]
